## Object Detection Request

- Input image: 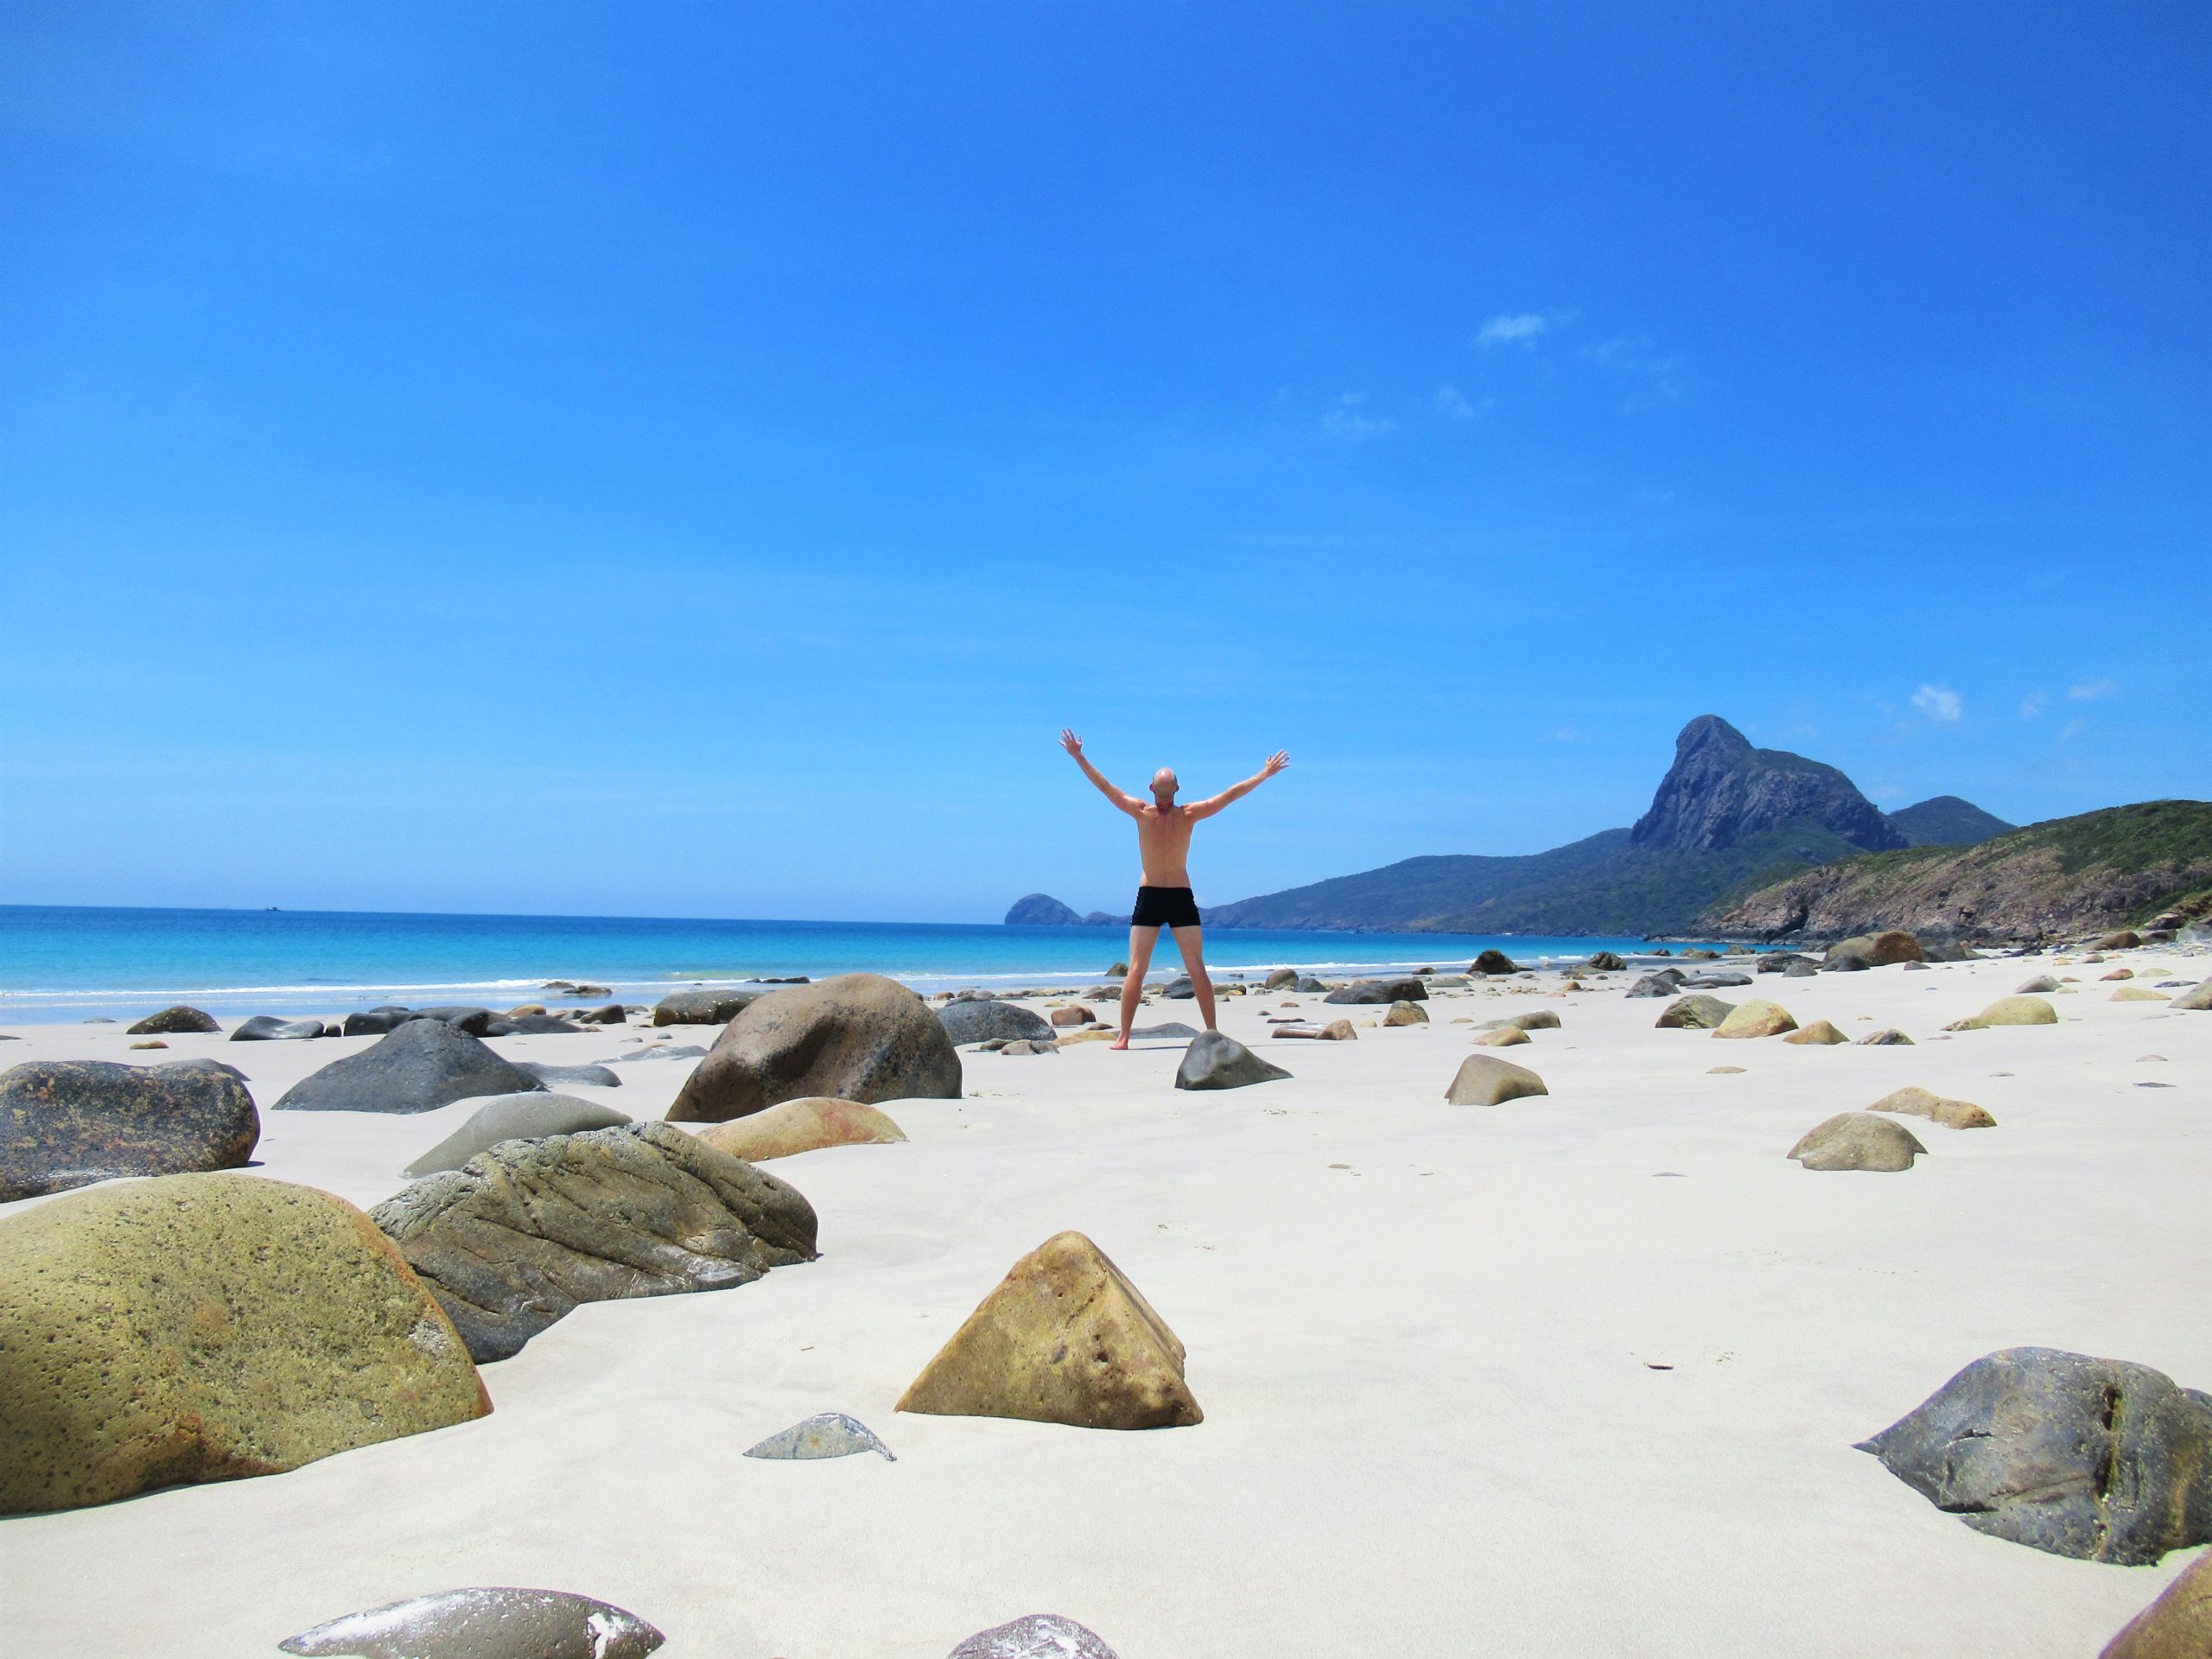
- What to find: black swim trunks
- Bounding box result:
[1131,886,1203,930]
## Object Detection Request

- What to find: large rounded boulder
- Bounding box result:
[938,998,1055,1046]
[0,1173,488,1515]
[667,973,960,1124]
[0,1058,259,1202]
[124,1005,222,1036]
[274,1018,543,1115]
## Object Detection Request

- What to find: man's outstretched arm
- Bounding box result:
[1060,729,1144,816]
[1187,751,1290,819]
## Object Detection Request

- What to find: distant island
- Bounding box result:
[1194,715,2018,938]
[1004,893,1117,926]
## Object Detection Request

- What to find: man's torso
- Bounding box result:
[1135,804,1196,888]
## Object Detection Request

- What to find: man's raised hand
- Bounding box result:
[1262,750,1290,778]
[1059,729,1084,757]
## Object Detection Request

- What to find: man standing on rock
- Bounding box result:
[1059,730,1289,1048]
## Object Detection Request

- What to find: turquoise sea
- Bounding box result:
[0,906,1738,1025]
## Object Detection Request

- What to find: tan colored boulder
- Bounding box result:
[1788,1112,1925,1171]
[1713,1000,1798,1039]
[1828,930,1926,966]
[897,1231,1200,1430]
[2090,930,2143,951]
[1783,1020,1849,1046]
[1480,1010,1561,1033]
[2102,969,2134,981]
[1869,1085,1996,1129]
[1475,1026,1530,1047]
[2101,1549,2212,1657]
[505,1002,548,1017]
[0,1174,488,1516]
[1049,1006,1096,1027]
[1318,1019,1357,1041]
[1056,1028,1115,1045]
[669,972,960,1123]
[1444,1053,1547,1106]
[696,1096,906,1161]
[1948,995,2060,1030]
[1382,1001,1429,1027]
[2174,978,2212,1012]
[2111,987,2170,1002]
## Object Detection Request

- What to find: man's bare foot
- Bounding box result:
[1110,1035,1129,1050]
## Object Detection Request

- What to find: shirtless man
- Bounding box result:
[1059,729,1290,1048]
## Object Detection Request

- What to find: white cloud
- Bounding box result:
[2019,691,2048,718]
[1475,312,1549,348]
[2059,717,2089,742]
[1911,683,1963,723]
[2067,677,2119,702]
[1433,384,1482,419]
[1320,392,1394,441]
[1543,725,1586,744]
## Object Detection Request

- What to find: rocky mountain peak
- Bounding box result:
[1630,715,1905,855]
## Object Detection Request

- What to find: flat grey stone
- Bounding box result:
[1174,1031,1289,1090]
[604,1045,709,1064]
[940,1000,1055,1045]
[743,1411,895,1461]
[280,1586,664,1657]
[403,1092,632,1177]
[231,1015,327,1041]
[518,1061,623,1089]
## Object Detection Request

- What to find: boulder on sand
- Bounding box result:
[897,1230,1201,1430]
[1858,1346,2212,1564]
[1788,1112,1924,1171]
[1475,1026,1529,1047]
[1713,999,1798,1039]
[1869,1085,1995,1129]
[1471,950,1520,976]
[401,1093,631,1177]
[278,1590,664,1659]
[2014,974,2063,995]
[275,1018,543,1115]
[2111,987,2171,1002]
[2172,978,2212,1012]
[2100,1550,2212,1658]
[124,1005,221,1036]
[1858,1028,1916,1046]
[1262,968,1299,989]
[1827,930,1927,967]
[1382,1001,1429,1027]
[341,1007,415,1037]
[1480,1010,1560,1033]
[697,1096,906,1161]
[1318,1019,1357,1041]
[669,973,961,1124]
[0,1173,487,1515]
[949,1615,1119,1659]
[0,1058,260,1202]
[1049,1006,1096,1027]
[518,1060,623,1088]
[1174,1031,1289,1090]
[371,1121,818,1363]
[938,999,1055,1046]
[1656,995,1736,1031]
[2090,930,2144,952]
[1783,1019,1849,1046]
[1324,977,1427,1005]
[231,1015,327,1041]
[1444,1053,1547,1106]
[652,988,762,1027]
[1948,995,2060,1031]
[1584,951,1627,972]
[1626,969,1688,999]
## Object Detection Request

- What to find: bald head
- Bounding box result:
[1151,767,1179,802]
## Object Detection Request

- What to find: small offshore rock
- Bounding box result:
[1444,1053,1547,1106]
[948,1614,1119,1659]
[743,1411,895,1461]
[278,1588,664,1658]
[1858,1346,2212,1564]
[1174,1031,1289,1090]
[1788,1112,1925,1171]
[124,1005,221,1035]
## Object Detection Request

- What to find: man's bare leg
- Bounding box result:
[1115,925,1160,1049]
[1171,924,1217,1030]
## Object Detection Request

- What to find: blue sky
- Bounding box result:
[3,3,2206,921]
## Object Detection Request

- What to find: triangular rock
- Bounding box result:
[897,1231,1202,1430]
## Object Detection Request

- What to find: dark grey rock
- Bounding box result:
[1173,1031,1289,1090]
[371,1121,817,1362]
[279,1587,664,1657]
[1821,954,1872,973]
[231,1015,327,1041]
[402,1092,632,1177]
[1324,977,1427,1005]
[1585,951,1628,972]
[1655,994,1736,1030]
[1130,1022,1202,1040]
[1470,949,1520,976]
[569,1003,626,1026]
[948,1615,1117,1659]
[1163,976,1196,999]
[744,1412,895,1460]
[516,1061,623,1089]
[606,1044,709,1065]
[569,983,612,997]
[414,1005,498,1035]
[1784,960,1820,977]
[938,999,1055,1046]
[275,1018,543,1115]
[652,989,763,1027]
[341,1007,415,1036]
[124,1005,220,1036]
[497,1014,587,1035]
[0,1058,260,1202]
[1625,969,1688,999]
[1294,976,1326,993]
[1757,952,1814,974]
[1858,1346,2212,1564]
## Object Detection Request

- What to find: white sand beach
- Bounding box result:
[3,947,2208,1657]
